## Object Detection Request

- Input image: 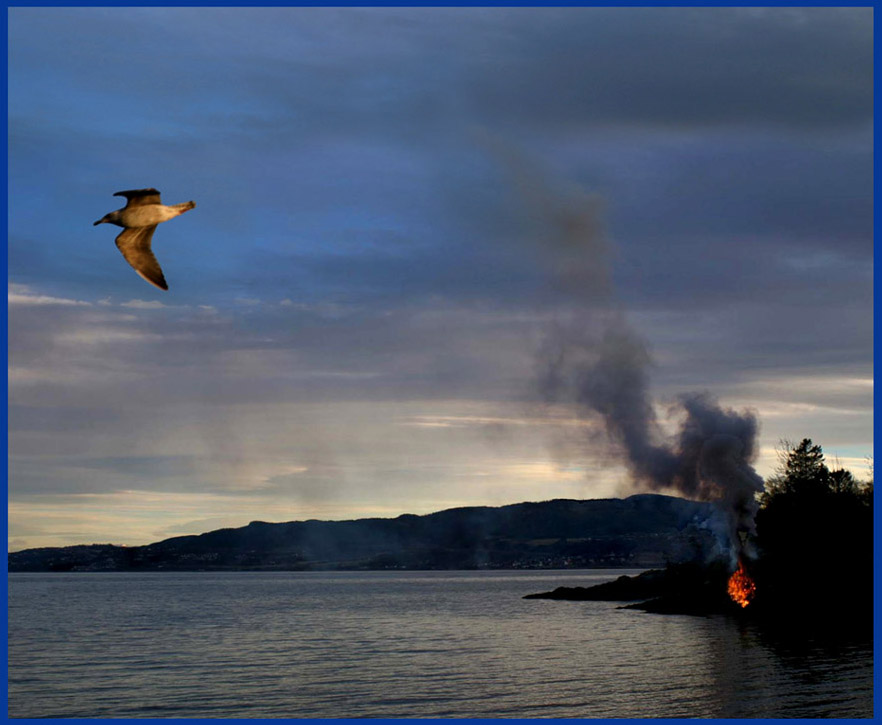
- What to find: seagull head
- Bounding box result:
[93,211,119,226]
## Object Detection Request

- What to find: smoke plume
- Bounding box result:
[505,151,764,561]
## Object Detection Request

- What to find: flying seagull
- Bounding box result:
[94,188,196,290]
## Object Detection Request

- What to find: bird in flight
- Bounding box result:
[94,188,196,290]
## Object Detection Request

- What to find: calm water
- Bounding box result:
[8,570,873,718]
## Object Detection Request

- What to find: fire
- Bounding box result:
[727,559,756,608]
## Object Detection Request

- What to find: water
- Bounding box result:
[8,570,873,718]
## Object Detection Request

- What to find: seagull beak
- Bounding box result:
[93,218,105,226]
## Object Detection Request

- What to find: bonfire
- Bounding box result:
[727,559,756,608]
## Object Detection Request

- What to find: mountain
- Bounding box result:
[7,494,722,572]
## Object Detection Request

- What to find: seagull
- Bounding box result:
[94,188,196,290]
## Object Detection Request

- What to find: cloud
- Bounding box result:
[8,283,92,307]
[401,414,596,430]
[120,299,167,309]
[461,8,871,133]
[7,8,873,550]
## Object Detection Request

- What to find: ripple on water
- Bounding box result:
[8,570,873,718]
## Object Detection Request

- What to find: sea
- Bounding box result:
[7,569,873,719]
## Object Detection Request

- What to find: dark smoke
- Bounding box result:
[504,150,764,561]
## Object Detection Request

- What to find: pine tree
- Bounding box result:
[762,437,829,501]
[755,438,872,619]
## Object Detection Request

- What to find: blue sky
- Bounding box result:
[8,7,873,550]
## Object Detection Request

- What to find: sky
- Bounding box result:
[7,7,873,551]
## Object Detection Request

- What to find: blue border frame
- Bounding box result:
[5,3,877,723]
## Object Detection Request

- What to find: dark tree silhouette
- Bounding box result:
[829,467,858,495]
[761,438,829,499]
[754,438,872,623]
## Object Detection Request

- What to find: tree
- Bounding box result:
[858,456,873,505]
[754,438,872,621]
[761,438,829,501]
[829,467,857,495]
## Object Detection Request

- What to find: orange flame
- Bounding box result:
[727,560,756,608]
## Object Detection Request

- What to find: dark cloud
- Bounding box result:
[461,8,871,133]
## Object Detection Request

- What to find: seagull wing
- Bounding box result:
[115,226,168,290]
[113,188,162,207]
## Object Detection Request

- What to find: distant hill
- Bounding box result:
[8,494,723,572]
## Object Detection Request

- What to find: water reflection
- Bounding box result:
[8,571,873,718]
[697,613,873,718]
